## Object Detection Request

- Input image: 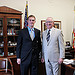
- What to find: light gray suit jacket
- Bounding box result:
[42,27,65,62]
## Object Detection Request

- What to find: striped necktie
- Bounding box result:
[46,30,50,42]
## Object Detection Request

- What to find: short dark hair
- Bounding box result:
[27,15,36,20]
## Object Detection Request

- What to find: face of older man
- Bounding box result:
[45,17,54,29]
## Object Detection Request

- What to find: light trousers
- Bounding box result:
[45,60,60,75]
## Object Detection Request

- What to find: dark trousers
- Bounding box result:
[20,54,38,75]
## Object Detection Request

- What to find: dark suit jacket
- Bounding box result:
[16,28,41,63]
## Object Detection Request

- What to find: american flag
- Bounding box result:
[24,1,28,28]
[72,6,75,49]
[72,29,75,48]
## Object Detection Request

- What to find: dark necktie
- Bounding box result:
[46,30,50,42]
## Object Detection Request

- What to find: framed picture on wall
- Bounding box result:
[41,20,61,32]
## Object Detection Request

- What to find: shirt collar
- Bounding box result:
[27,26,34,31]
[47,29,51,33]
[47,27,53,33]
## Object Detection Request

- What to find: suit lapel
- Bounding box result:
[25,28,37,41]
[46,27,55,45]
[50,27,55,42]
[44,30,48,44]
[25,28,32,40]
[34,28,37,40]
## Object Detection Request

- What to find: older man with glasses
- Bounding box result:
[41,17,65,75]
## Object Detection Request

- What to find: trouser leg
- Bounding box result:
[45,60,60,75]
[20,61,29,75]
[45,60,53,75]
[50,61,60,75]
[30,55,38,75]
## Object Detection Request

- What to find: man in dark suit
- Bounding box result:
[16,15,41,75]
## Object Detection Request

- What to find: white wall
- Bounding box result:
[0,0,75,45]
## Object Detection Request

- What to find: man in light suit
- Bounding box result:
[41,17,65,75]
[16,15,41,75]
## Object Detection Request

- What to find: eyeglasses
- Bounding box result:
[28,19,35,21]
[46,21,53,23]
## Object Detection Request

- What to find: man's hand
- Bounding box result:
[41,58,45,63]
[17,58,21,64]
[58,58,63,64]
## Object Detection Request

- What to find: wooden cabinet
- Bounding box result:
[0,6,22,57]
[65,48,74,59]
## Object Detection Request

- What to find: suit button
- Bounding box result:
[37,41,38,43]
[32,49,34,51]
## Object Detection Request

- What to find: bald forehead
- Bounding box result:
[46,17,53,22]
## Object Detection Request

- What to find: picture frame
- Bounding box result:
[41,20,61,32]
